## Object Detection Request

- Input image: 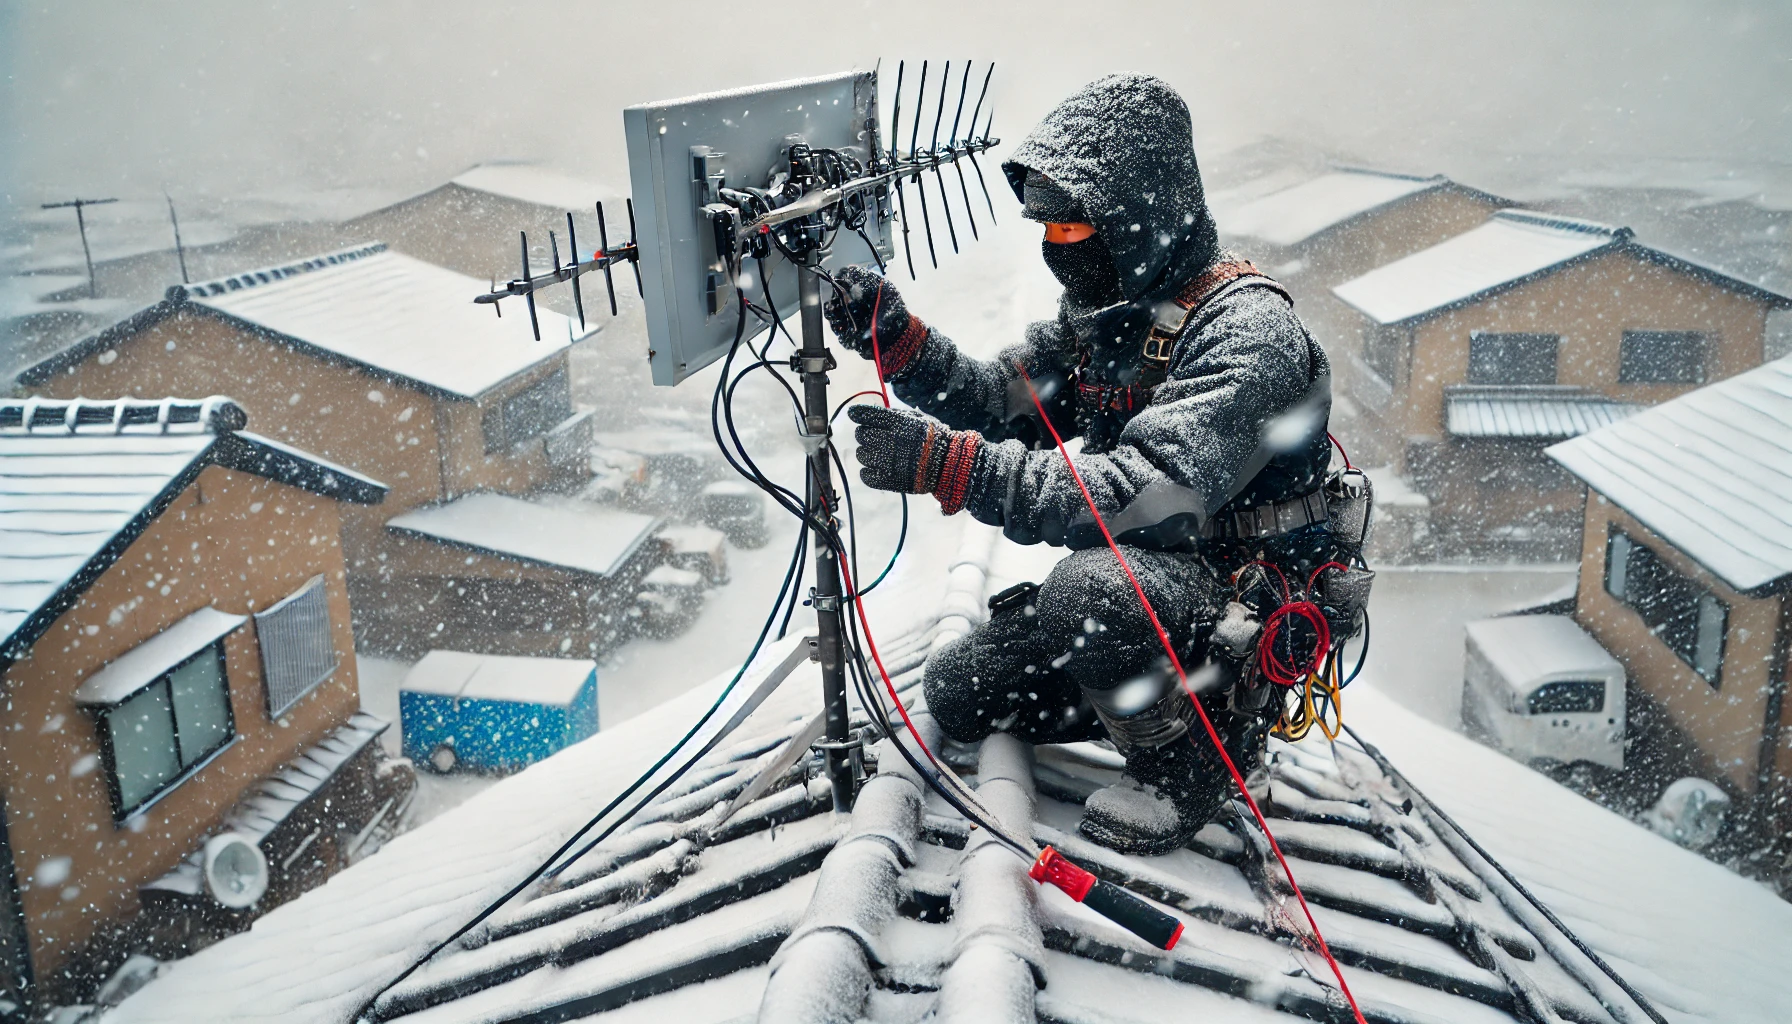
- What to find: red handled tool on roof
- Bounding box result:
[1030,847,1185,949]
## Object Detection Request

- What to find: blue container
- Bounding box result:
[400,651,598,772]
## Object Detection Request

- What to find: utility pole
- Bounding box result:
[165,194,190,284]
[41,197,118,298]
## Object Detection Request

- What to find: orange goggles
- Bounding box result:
[1042,222,1097,244]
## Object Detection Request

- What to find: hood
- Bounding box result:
[1003,74,1220,304]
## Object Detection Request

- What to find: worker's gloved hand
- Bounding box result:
[847,403,981,513]
[824,266,927,378]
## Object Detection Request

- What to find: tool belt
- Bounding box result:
[1202,488,1329,541]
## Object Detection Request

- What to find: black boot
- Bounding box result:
[1079,661,1268,856]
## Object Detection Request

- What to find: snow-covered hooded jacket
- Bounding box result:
[890,73,1333,550]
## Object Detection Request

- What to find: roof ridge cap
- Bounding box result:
[176,243,388,301]
[1493,208,1627,238]
[1324,164,1446,184]
[0,396,246,435]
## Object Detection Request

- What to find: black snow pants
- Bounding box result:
[922,545,1228,746]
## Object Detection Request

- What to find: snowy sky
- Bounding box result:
[3,0,1792,224]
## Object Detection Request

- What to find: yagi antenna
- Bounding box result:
[890,60,916,280]
[929,60,959,255]
[967,63,998,223]
[476,201,643,340]
[948,61,977,241]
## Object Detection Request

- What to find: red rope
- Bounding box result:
[868,285,891,407]
[1014,363,1368,1024]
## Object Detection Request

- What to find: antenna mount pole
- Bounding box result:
[796,252,854,812]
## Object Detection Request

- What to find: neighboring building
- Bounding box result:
[338,164,618,283]
[13,244,652,653]
[1333,210,1792,558]
[381,492,662,657]
[1548,355,1791,879]
[1221,168,1511,459]
[0,397,410,1014]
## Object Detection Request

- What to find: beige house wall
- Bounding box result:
[0,465,359,983]
[1379,248,1771,473]
[1573,495,1785,794]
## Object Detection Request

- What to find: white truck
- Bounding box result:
[1462,614,1626,770]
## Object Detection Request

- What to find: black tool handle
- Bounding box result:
[1082,879,1185,950]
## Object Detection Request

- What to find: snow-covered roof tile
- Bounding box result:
[1548,354,1792,593]
[1333,210,1623,325]
[1446,386,1644,439]
[386,493,661,579]
[1222,168,1457,248]
[181,244,583,400]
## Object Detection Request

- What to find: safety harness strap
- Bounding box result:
[1142,256,1291,371]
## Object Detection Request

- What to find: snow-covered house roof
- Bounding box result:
[1445,386,1643,440]
[18,245,588,400]
[0,397,387,665]
[100,514,1784,1024]
[1221,168,1504,249]
[386,493,661,579]
[1333,210,1792,327]
[448,165,615,211]
[403,650,597,707]
[1548,354,1792,595]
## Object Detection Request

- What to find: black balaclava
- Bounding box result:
[1023,169,1125,307]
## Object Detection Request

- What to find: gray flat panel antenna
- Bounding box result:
[624,71,892,386]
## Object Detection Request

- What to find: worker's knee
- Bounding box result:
[922,632,997,744]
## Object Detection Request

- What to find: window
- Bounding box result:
[1363,324,1405,384]
[483,369,571,453]
[1620,330,1707,384]
[1604,526,1728,687]
[1468,332,1558,385]
[98,643,236,817]
[1526,680,1606,715]
[254,575,338,717]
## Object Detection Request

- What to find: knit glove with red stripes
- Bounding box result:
[824,265,929,379]
[846,404,981,514]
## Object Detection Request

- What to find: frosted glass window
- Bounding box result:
[108,686,181,811]
[170,650,233,760]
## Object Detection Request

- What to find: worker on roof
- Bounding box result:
[827,73,1360,856]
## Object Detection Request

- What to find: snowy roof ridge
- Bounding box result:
[18,246,580,400]
[1334,208,1791,326]
[1549,354,1792,594]
[175,243,388,300]
[0,395,246,436]
[1222,166,1508,248]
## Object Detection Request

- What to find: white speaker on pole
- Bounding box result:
[203,832,269,909]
